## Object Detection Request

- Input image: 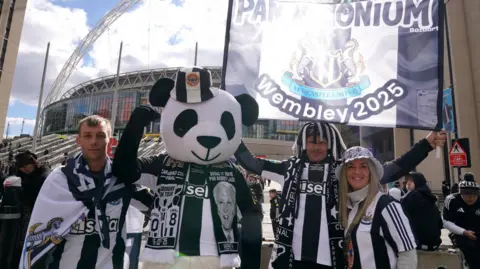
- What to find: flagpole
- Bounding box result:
[32,42,50,153]
[110,41,123,136]
[444,5,461,181]
[194,42,198,65]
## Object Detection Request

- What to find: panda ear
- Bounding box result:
[235,94,258,126]
[149,78,175,107]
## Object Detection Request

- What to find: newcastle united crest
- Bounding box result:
[282,36,370,101]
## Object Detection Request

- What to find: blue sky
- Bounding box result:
[6,0,125,137]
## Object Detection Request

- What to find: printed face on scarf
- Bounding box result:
[213,182,236,230]
[306,135,328,162]
[76,122,110,162]
[346,159,370,191]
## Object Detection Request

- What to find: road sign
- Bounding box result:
[449,140,467,167]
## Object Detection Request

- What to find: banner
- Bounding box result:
[442,87,455,132]
[222,0,444,129]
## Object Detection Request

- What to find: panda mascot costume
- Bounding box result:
[113,67,262,269]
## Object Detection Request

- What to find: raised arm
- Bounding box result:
[381,131,446,184]
[112,106,162,188]
[235,141,286,185]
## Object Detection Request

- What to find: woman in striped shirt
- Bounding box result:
[336,146,417,269]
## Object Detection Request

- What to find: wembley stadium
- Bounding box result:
[41,67,223,135]
[40,66,360,151]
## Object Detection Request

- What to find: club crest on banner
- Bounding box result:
[284,37,370,101]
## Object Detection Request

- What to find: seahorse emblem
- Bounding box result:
[26,217,64,250]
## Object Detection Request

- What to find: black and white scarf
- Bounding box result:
[62,153,118,248]
[271,122,346,269]
[141,160,242,268]
[21,153,122,268]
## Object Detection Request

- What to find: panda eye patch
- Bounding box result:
[221,111,235,140]
[174,109,198,137]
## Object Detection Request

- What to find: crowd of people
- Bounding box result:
[0,115,478,269]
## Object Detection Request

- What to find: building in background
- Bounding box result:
[0,0,28,137]
[41,66,361,158]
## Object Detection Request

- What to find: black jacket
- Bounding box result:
[270,196,280,220]
[17,165,51,210]
[401,172,442,247]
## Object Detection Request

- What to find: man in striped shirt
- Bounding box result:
[235,122,445,269]
[20,116,152,269]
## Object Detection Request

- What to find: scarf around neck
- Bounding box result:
[270,154,345,269]
[61,153,116,249]
[348,184,370,206]
[141,159,242,268]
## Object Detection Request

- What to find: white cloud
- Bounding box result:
[5,117,36,126]
[11,0,90,106]
[9,0,228,108]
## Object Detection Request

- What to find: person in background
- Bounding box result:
[443,172,480,268]
[248,174,264,204]
[269,189,280,236]
[337,147,417,269]
[442,180,451,199]
[451,182,459,194]
[388,181,404,201]
[14,150,51,213]
[7,150,52,268]
[401,172,443,251]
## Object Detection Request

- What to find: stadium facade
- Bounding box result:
[42,66,363,157]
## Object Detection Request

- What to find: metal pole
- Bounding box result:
[110,41,123,135]
[20,119,24,134]
[32,42,50,152]
[194,42,198,65]
[444,6,461,181]
[5,123,9,139]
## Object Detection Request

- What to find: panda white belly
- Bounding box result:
[139,256,229,269]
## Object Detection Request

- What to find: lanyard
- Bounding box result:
[343,200,366,269]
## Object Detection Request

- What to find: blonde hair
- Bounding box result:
[339,159,382,230]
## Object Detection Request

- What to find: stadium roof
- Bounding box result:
[60,66,222,101]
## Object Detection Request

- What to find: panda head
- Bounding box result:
[150,67,258,165]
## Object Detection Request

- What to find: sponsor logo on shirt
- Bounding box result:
[70,216,120,235]
[299,180,325,196]
[457,208,465,213]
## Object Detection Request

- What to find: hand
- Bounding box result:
[131,105,160,124]
[426,130,446,149]
[463,230,477,241]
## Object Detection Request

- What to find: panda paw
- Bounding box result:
[131,105,161,124]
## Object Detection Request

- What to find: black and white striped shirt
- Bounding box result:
[346,192,416,269]
[257,161,333,265]
[45,169,151,269]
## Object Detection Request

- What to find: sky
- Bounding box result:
[5,0,228,137]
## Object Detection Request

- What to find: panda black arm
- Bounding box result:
[113,106,163,185]
[235,141,286,185]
